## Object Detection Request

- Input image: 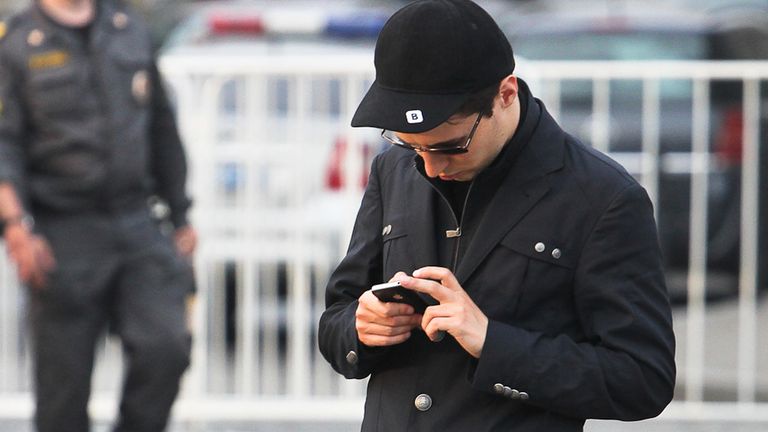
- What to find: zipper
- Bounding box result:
[450,182,474,271]
[418,172,475,272]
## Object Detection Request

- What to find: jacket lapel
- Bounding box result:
[455,105,566,285]
[407,162,440,268]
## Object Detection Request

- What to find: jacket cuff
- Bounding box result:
[339,301,391,377]
[471,320,529,396]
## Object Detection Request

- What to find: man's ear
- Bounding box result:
[498,75,519,108]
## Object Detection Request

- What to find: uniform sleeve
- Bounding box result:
[471,183,676,421]
[318,154,395,379]
[149,61,191,228]
[0,39,28,193]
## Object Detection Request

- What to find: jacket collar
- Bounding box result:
[404,79,566,283]
[455,86,566,283]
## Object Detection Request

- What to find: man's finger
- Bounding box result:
[360,290,416,316]
[388,271,408,283]
[359,311,422,328]
[399,275,454,303]
[413,266,461,290]
[359,322,420,337]
[421,315,452,342]
[359,332,413,347]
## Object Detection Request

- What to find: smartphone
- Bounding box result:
[371,281,428,314]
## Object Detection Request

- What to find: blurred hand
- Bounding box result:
[174,225,197,258]
[4,224,56,290]
[356,272,423,347]
[401,266,489,358]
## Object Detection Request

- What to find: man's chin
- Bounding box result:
[440,172,472,182]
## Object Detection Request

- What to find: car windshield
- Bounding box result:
[513,32,708,101]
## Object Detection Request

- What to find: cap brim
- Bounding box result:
[351,80,471,133]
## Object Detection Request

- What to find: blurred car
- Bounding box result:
[500,1,768,301]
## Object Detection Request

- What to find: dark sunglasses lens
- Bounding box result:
[435,147,468,155]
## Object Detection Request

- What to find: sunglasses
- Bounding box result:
[380,111,484,155]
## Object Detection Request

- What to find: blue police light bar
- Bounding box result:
[324,12,389,39]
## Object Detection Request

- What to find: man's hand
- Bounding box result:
[4,224,55,290]
[356,272,422,347]
[401,266,489,358]
[174,225,197,258]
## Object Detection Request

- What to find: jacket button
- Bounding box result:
[493,383,505,394]
[503,386,520,399]
[551,248,562,259]
[382,224,392,236]
[345,350,358,365]
[534,242,546,253]
[414,393,432,411]
[519,391,529,400]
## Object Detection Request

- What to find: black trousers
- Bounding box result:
[30,208,193,432]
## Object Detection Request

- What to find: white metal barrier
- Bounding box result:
[0,58,766,425]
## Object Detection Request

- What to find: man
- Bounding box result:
[318,1,676,430]
[0,0,195,431]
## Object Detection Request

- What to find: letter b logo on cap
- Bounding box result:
[406,110,424,124]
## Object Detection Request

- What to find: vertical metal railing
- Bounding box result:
[737,77,761,403]
[685,77,710,402]
[0,59,766,423]
[640,78,661,219]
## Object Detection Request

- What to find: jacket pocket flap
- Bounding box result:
[500,232,575,269]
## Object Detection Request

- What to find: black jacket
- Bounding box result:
[319,85,676,431]
[0,0,189,226]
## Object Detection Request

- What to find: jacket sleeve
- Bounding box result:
[471,183,676,420]
[148,61,191,228]
[318,153,396,379]
[0,38,29,202]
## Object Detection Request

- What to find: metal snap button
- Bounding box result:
[414,393,432,411]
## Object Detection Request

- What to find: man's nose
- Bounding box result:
[421,153,448,178]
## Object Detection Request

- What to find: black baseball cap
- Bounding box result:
[351,0,515,133]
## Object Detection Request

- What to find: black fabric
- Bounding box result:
[430,79,532,218]
[320,84,676,430]
[351,0,515,133]
[428,81,535,271]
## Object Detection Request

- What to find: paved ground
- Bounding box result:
[2,419,768,431]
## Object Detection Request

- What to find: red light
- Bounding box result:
[715,106,743,167]
[325,138,345,191]
[209,14,265,36]
[324,137,372,191]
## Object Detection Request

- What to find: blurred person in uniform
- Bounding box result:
[0,0,196,431]
[318,0,676,430]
